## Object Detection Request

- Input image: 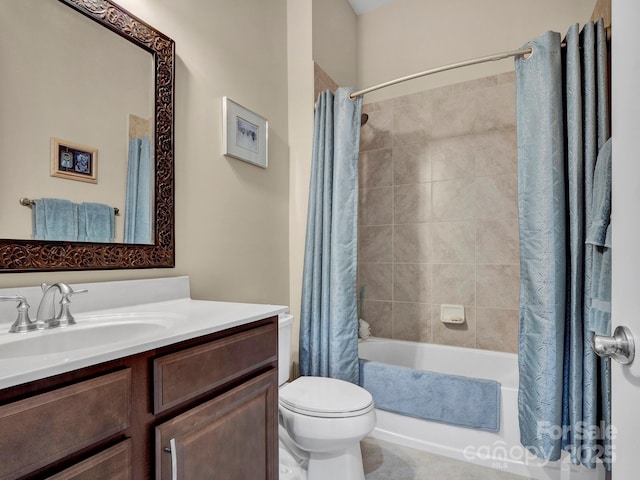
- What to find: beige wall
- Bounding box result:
[0,0,291,310]
[0,0,152,243]
[288,0,315,372]
[312,0,358,88]
[358,73,519,353]
[357,0,597,102]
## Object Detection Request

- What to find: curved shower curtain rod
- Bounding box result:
[349,24,611,100]
[349,47,533,100]
[350,27,611,101]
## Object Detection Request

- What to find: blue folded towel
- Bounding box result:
[359,359,501,432]
[78,202,115,243]
[32,198,78,241]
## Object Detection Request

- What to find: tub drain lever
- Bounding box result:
[592,326,635,365]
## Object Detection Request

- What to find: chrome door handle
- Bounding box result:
[592,326,635,365]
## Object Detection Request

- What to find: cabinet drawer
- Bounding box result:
[153,322,277,413]
[155,369,278,480]
[0,369,131,480]
[47,439,132,480]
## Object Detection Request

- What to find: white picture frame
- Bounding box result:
[222,97,268,168]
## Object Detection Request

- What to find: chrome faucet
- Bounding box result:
[2,283,87,333]
[35,283,87,329]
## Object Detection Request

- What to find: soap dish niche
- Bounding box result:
[441,304,465,325]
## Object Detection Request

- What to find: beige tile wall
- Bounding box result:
[357,72,519,353]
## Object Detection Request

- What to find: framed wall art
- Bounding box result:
[222,97,268,168]
[50,137,98,183]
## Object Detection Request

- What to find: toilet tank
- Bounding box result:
[278,314,294,386]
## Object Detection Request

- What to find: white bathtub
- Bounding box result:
[358,338,604,480]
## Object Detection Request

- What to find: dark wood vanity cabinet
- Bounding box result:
[0,317,278,480]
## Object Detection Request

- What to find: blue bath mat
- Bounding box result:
[359,359,501,432]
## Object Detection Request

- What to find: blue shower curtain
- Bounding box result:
[299,88,362,384]
[516,21,611,469]
[124,136,153,244]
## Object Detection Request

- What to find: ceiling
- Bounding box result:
[347,0,397,15]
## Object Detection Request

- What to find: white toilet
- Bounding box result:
[278,314,376,480]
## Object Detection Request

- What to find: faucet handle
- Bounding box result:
[56,288,88,327]
[0,295,38,333]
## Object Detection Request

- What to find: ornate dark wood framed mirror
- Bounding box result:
[0,0,175,272]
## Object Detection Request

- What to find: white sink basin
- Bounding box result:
[0,312,181,358]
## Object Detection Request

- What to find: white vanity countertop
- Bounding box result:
[0,277,288,389]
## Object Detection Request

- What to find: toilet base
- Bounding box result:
[307,443,365,480]
[280,443,307,480]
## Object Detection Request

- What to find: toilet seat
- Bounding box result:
[279,376,374,418]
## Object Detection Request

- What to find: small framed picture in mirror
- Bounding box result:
[50,137,98,183]
[222,97,268,168]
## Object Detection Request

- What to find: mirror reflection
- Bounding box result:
[0,0,155,244]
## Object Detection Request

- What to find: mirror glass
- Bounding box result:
[0,0,154,244]
[0,0,175,271]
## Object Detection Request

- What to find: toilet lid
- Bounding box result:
[279,376,373,418]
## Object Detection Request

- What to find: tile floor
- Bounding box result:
[362,437,531,480]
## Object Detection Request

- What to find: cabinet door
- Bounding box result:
[155,369,278,480]
[0,369,130,480]
[46,440,132,480]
